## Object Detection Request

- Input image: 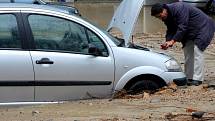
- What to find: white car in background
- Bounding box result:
[0,0,186,103]
[179,0,208,8]
[179,0,215,14]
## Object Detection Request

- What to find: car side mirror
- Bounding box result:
[88,44,102,56]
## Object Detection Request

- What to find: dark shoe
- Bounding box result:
[192,80,202,86]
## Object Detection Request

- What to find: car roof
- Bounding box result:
[0,3,69,14]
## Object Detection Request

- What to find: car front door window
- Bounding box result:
[87,29,108,56]
[28,15,108,56]
[29,15,90,54]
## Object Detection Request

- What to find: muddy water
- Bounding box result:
[73,3,166,34]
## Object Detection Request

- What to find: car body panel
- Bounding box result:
[114,66,165,91]
[0,50,34,102]
[31,52,114,82]
[107,0,144,46]
[30,51,114,101]
[110,47,186,90]
[35,85,113,101]
[114,66,186,91]
[107,0,179,46]
[111,47,170,80]
[0,51,34,82]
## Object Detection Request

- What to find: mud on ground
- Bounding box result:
[0,33,214,121]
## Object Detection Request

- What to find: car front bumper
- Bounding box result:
[160,71,187,86]
[173,77,187,86]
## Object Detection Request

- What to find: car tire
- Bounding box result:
[205,0,215,14]
[128,79,159,94]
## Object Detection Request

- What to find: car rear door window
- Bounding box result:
[0,14,21,49]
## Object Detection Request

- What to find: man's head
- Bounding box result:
[151,3,168,21]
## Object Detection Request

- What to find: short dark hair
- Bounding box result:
[151,3,164,16]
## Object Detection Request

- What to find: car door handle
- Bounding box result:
[36,58,54,64]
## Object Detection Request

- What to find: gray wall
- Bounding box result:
[144,0,178,5]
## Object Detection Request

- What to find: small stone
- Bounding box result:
[143,92,150,99]
[150,98,160,103]
[202,84,209,89]
[89,103,93,106]
[32,110,39,116]
[46,119,54,121]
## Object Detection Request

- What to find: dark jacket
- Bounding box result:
[164,2,215,51]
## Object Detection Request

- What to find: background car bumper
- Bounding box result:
[182,1,207,8]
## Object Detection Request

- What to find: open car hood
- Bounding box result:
[107,0,144,46]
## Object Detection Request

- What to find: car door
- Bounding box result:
[0,13,34,102]
[26,14,114,101]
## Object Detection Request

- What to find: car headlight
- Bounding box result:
[165,59,182,72]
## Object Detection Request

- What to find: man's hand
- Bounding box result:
[160,40,176,50]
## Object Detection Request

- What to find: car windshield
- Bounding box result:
[102,30,125,47]
[80,17,124,47]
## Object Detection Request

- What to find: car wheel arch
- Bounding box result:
[113,66,167,92]
[123,74,167,94]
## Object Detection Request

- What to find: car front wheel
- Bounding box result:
[127,79,160,94]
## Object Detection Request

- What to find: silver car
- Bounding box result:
[0,2,186,103]
[179,0,209,8]
[179,0,215,14]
